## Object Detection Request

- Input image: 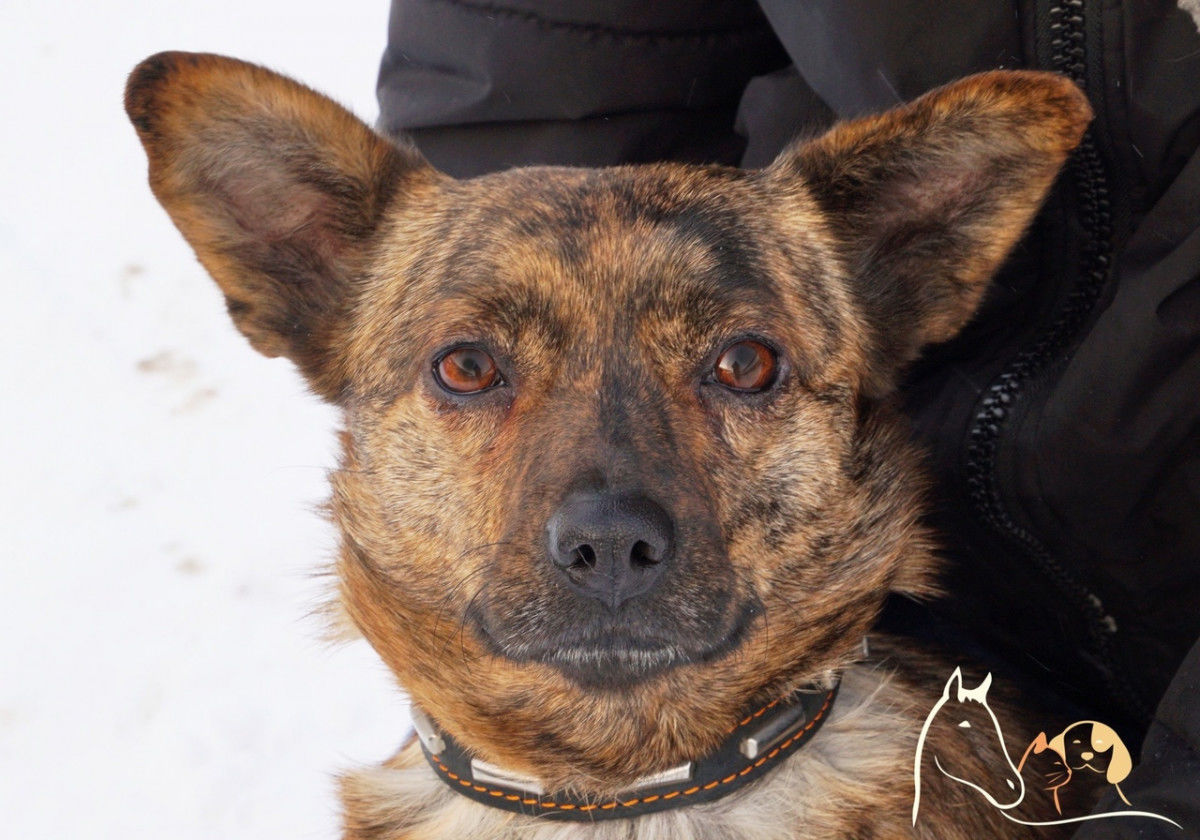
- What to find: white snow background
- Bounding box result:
[1,3,415,837]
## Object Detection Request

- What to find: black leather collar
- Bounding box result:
[412,679,840,821]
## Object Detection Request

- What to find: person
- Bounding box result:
[376,1,1200,833]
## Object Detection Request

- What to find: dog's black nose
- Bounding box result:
[547,492,673,612]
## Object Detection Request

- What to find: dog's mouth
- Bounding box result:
[469,599,761,687]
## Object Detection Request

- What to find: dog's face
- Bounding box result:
[1056,722,1127,778]
[126,53,1089,791]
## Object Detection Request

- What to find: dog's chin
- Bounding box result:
[473,600,760,689]
[524,639,691,688]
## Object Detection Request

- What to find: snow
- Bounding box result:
[0,3,413,837]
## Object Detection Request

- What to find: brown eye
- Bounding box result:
[434,347,501,394]
[713,340,777,392]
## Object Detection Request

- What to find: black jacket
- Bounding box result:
[377,1,1200,832]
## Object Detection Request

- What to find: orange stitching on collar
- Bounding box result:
[427,688,836,814]
[727,697,781,733]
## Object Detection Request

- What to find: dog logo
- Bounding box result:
[914,669,1181,829]
[1018,721,1133,813]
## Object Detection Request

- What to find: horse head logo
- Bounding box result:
[913,668,1024,825]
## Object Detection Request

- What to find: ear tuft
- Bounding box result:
[771,71,1091,395]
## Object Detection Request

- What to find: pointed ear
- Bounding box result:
[943,667,965,700]
[125,52,440,402]
[768,71,1091,395]
[976,671,993,699]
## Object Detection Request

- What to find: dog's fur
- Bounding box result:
[126,52,1091,838]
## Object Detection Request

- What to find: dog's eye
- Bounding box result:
[713,340,777,392]
[434,347,501,394]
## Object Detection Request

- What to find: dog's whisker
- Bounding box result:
[425,542,516,639]
[429,568,489,652]
[441,583,490,676]
[428,566,492,646]
[327,466,380,477]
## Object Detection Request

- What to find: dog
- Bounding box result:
[126,52,1092,839]
[1019,720,1135,814]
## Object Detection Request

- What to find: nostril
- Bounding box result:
[546,491,674,609]
[571,544,596,570]
[630,540,660,567]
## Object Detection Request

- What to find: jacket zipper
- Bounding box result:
[963,0,1147,718]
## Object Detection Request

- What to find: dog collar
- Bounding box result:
[411,677,841,821]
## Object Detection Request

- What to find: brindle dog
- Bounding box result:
[126,53,1091,839]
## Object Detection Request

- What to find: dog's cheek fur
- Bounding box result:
[707,390,940,694]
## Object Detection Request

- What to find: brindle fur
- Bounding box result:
[126,52,1092,838]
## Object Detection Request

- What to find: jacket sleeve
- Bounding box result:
[375,0,788,176]
[1072,635,1200,838]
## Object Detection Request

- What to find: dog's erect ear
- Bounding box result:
[125,52,439,402]
[769,71,1092,395]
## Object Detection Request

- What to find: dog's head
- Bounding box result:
[126,53,1089,791]
[1049,721,1132,783]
